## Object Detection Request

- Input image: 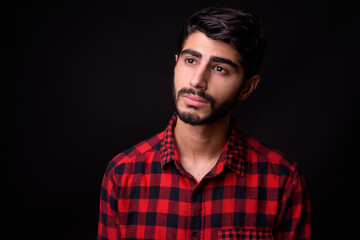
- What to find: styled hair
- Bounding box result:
[177,6,267,80]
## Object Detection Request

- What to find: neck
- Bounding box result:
[173,114,231,162]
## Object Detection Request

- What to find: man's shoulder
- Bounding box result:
[242,133,298,173]
[104,131,165,176]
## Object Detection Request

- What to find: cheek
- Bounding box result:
[173,75,181,93]
[173,77,184,100]
[173,68,187,89]
[210,80,242,102]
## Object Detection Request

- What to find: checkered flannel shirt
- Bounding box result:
[98,114,311,239]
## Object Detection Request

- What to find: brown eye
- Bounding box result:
[215,65,228,73]
[185,58,195,64]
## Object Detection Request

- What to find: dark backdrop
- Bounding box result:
[2,0,359,239]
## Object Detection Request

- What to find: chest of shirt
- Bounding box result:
[115,159,284,239]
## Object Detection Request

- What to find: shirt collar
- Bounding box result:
[159,114,245,176]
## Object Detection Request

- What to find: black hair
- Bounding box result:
[177,6,267,80]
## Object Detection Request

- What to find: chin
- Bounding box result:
[176,108,218,126]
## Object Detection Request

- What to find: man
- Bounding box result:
[98,6,311,239]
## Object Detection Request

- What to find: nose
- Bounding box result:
[189,64,208,90]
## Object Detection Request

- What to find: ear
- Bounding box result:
[174,54,179,70]
[237,74,260,101]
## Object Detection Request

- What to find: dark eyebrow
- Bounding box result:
[181,48,239,71]
[180,49,202,58]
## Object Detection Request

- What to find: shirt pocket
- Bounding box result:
[218,227,273,240]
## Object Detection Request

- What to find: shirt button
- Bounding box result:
[192,231,198,238]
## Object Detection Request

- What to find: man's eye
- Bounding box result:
[215,66,228,73]
[185,58,196,64]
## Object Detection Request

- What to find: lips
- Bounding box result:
[182,94,209,107]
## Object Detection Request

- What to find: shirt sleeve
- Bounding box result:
[274,169,311,239]
[97,167,119,240]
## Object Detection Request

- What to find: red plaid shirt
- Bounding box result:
[98,114,311,239]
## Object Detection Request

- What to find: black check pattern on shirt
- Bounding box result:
[98,114,311,239]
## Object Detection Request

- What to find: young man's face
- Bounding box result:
[173,31,245,125]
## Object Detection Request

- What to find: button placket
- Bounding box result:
[189,188,202,239]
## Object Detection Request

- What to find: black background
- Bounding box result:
[2,0,359,239]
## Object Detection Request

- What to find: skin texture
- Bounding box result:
[173,31,260,182]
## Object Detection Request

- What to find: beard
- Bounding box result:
[172,84,239,126]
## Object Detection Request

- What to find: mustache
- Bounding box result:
[177,88,215,105]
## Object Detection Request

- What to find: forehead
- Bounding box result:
[181,31,242,63]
